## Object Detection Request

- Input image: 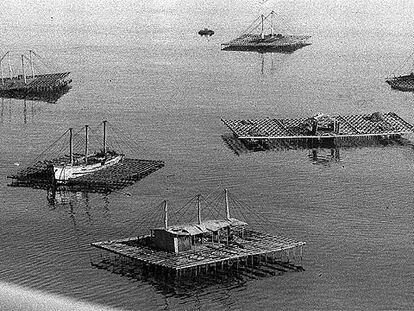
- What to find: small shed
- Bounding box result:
[151,218,247,253]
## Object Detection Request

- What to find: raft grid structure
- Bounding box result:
[221,112,414,140]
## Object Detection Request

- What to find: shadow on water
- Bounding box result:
[0,85,71,104]
[222,133,413,165]
[89,252,304,299]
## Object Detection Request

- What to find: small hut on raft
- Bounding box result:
[91,190,306,280]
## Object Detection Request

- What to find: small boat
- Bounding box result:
[53,121,124,182]
[198,28,214,36]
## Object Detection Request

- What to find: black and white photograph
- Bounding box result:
[0,1,413,310]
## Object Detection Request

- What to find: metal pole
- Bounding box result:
[21,55,26,84]
[103,120,107,153]
[225,188,230,220]
[85,125,89,164]
[197,194,201,224]
[164,200,168,228]
[69,128,74,165]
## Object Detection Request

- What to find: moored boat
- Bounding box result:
[53,121,124,183]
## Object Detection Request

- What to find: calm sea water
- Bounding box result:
[0,1,413,310]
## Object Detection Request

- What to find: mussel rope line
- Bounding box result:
[106,122,138,155]
[394,49,414,76]
[112,123,142,155]
[30,128,70,164]
[231,193,269,229]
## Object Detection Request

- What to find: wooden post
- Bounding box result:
[164,200,168,228]
[1,58,3,85]
[84,125,89,164]
[260,14,265,39]
[270,11,274,36]
[21,55,26,84]
[103,120,107,153]
[8,52,13,79]
[225,188,230,220]
[197,194,201,225]
[69,128,74,165]
[29,50,35,78]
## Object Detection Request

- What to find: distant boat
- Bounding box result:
[198,28,214,36]
[221,11,311,53]
[53,121,124,182]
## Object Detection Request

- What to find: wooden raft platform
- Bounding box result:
[8,158,164,192]
[222,112,414,140]
[92,230,304,273]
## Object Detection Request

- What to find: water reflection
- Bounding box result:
[0,84,71,104]
[1,98,46,124]
[222,133,410,165]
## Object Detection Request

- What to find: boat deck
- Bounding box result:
[222,112,414,140]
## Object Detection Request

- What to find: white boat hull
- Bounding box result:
[53,155,123,182]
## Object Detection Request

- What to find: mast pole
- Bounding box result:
[1,58,3,85]
[197,194,202,224]
[69,128,74,165]
[29,50,35,78]
[84,125,89,164]
[21,55,26,84]
[225,189,230,220]
[103,120,107,153]
[271,11,274,36]
[261,14,265,39]
[164,200,168,228]
[8,52,12,79]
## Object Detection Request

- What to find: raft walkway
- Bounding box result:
[8,158,164,192]
[92,230,305,274]
[222,112,414,140]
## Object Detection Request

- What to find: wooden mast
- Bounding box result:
[164,200,168,228]
[21,55,26,84]
[85,125,89,164]
[225,189,230,220]
[103,120,107,153]
[69,128,73,165]
[197,195,202,224]
[260,14,265,39]
[29,50,35,78]
[8,52,13,79]
[270,11,274,36]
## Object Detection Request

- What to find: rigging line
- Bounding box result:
[233,195,268,232]
[30,129,70,164]
[394,49,414,75]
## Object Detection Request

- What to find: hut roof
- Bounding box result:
[155,218,247,236]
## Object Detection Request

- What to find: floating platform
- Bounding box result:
[92,229,304,276]
[222,112,414,140]
[221,11,311,53]
[91,190,305,281]
[0,50,72,100]
[8,158,165,193]
[222,34,311,53]
[386,74,414,92]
